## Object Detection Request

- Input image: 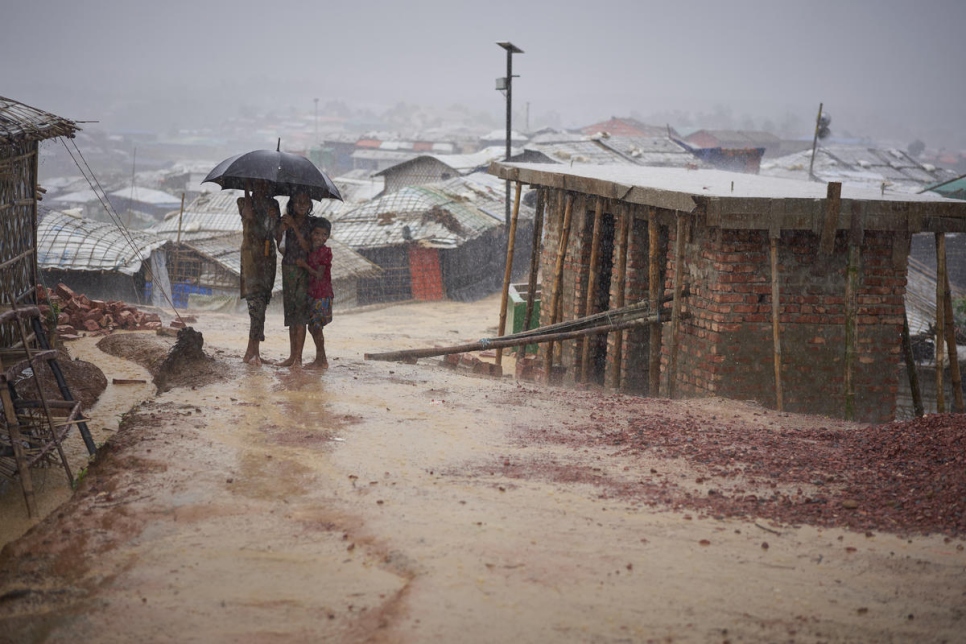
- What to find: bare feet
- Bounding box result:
[304,359,329,371]
[277,356,301,368]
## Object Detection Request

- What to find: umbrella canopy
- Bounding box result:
[203,149,343,202]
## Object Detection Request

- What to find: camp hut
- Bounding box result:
[332,173,532,304]
[374,147,508,195]
[37,211,171,306]
[0,97,78,334]
[490,162,966,423]
[147,191,381,310]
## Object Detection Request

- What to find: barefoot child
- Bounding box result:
[238,179,280,366]
[276,190,314,367]
[296,218,333,369]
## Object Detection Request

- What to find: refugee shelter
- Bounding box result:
[490,162,966,423]
[374,147,507,195]
[1,97,88,515]
[37,211,171,306]
[331,173,533,304]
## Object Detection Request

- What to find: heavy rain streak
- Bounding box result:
[1,1,966,643]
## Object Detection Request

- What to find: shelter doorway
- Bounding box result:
[588,213,616,385]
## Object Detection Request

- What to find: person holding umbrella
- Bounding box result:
[238,179,280,366]
[276,190,314,368]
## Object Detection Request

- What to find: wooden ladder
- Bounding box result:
[0,301,92,517]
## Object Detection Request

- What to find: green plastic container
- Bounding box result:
[507,283,541,354]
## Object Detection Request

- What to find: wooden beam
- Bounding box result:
[935,232,947,413]
[667,213,686,399]
[770,228,784,412]
[901,312,925,417]
[609,205,631,390]
[579,197,605,382]
[943,262,964,413]
[819,182,842,256]
[843,202,863,421]
[496,182,523,367]
[545,192,574,379]
[648,208,662,396]
[517,188,545,360]
[0,353,37,517]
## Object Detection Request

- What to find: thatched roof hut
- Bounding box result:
[1,97,78,346]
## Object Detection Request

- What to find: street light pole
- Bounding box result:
[497,41,523,227]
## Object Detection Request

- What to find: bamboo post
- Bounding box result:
[609,205,632,390]
[648,208,662,396]
[517,188,545,360]
[579,197,605,382]
[495,182,523,367]
[770,229,784,412]
[545,193,574,380]
[843,202,863,421]
[172,192,185,308]
[935,232,947,413]
[901,312,925,417]
[667,213,686,399]
[819,182,842,256]
[943,263,964,413]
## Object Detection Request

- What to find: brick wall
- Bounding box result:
[664,223,907,422]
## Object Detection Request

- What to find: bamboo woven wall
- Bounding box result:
[0,139,39,348]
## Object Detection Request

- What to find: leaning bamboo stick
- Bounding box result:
[943,264,963,413]
[366,311,670,363]
[517,189,545,360]
[770,231,784,412]
[496,182,523,367]
[0,353,37,517]
[545,193,574,378]
[667,214,686,399]
[935,232,947,413]
[648,208,662,396]
[579,197,605,382]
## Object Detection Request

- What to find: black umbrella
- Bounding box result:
[203,146,343,202]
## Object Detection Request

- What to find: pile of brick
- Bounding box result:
[38,283,163,337]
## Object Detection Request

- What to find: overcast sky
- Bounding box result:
[4,0,965,147]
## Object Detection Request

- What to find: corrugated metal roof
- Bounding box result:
[597,135,700,168]
[181,233,380,288]
[761,146,957,195]
[330,179,506,250]
[0,96,78,144]
[38,211,168,275]
[149,190,346,241]
[374,146,512,178]
[525,139,638,166]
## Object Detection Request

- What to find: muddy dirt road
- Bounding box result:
[1,296,964,643]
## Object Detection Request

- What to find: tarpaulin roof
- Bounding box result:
[329,174,518,250]
[38,211,168,275]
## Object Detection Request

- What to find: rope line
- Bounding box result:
[57,137,182,322]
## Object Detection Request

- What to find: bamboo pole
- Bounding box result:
[171,192,186,307]
[648,208,662,396]
[843,203,863,421]
[901,312,925,417]
[495,182,523,367]
[943,263,964,413]
[545,192,574,380]
[770,230,784,412]
[609,205,631,389]
[819,182,842,256]
[517,188,545,360]
[935,232,947,413]
[366,311,669,363]
[579,197,605,382]
[667,213,686,399]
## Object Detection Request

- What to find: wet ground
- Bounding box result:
[1,296,965,643]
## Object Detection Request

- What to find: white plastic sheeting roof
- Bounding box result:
[38,211,168,275]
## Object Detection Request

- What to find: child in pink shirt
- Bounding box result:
[296,218,333,369]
